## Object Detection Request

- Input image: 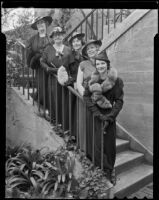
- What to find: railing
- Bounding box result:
[14,43,106,170]
[64,9,133,43]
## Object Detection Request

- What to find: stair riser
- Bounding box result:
[116,143,130,153]
[115,156,144,175]
[115,173,153,198]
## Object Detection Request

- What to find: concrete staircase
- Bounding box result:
[115,137,153,198]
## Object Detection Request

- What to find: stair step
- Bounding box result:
[114,163,153,198]
[115,150,144,174]
[116,138,130,153]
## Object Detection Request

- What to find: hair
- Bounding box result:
[71,36,85,49]
[95,59,110,70]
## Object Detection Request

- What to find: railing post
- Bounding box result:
[62,86,65,131]
[85,21,87,42]
[101,121,104,170]
[49,74,52,123]
[55,78,58,127]
[114,9,116,28]
[101,9,104,39]
[27,61,30,100]
[107,9,110,34]
[22,47,25,95]
[37,68,40,112]
[43,69,46,117]
[96,9,98,39]
[32,69,35,105]
[76,97,79,148]
[69,90,72,135]
[92,114,95,165]
[91,13,94,39]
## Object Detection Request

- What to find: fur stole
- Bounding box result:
[88,67,118,109]
[57,66,69,86]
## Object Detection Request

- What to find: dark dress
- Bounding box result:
[83,77,124,171]
[40,44,74,126]
[26,33,51,106]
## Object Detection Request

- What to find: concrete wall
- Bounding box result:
[104,9,157,152]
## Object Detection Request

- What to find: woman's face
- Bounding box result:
[86,43,98,58]
[53,33,64,44]
[36,20,47,35]
[72,37,82,51]
[96,60,108,74]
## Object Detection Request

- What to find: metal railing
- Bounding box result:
[64,9,133,43]
[13,42,107,170]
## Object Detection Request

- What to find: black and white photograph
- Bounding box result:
[2,6,156,198]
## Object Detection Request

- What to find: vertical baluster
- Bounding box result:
[76,97,79,148]
[69,90,72,135]
[92,114,95,165]
[96,9,98,39]
[55,78,58,127]
[85,20,87,42]
[91,13,94,39]
[22,47,25,95]
[101,121,104,170]
[114,9,116,28]
[49,74,52,123]
[101,9,104,40]
[32,69,35,105]
[37,68,40,112]
[27,60,30,100]
[62,86,65,131]
[43,70,46,117]
[107,9,110,34]
[120,9,123,22]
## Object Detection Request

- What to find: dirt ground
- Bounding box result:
[6,86,64,151]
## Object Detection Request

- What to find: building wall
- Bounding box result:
[105,9,157,152]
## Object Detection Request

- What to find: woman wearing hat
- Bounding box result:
[83,51,124,185]
[76,39,102,96]
[40,26,74,125]
[26,15,52,107]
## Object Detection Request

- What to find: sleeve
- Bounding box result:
[40,50,49,71]
[76,65,85,96]
[83,85,102,116]
[103,78,124,123]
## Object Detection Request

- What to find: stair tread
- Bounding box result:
[115,150,144,167]
[114,163,153,194]
[116,138,129,147]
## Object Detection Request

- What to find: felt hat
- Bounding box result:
[95,50,110,64]
[82,39,102,57]
[31,15,53,30]
[50,26,66,38]
[68,32,85,45]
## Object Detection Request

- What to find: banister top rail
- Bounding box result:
[64,9,96,41]
[15,40,26,48]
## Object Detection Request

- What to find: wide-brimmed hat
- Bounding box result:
[50,26,66,38]
[31,16,53,30]
[95,51,110,64]
[68,32,85,45]
[82,39,102,57]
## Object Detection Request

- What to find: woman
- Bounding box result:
[83,51,124,185]
[40,26,74,125]
[76,39,102,96]
[67,31,86,87]
[26,15,52,105]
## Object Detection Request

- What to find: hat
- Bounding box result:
[95,51,110,64]
[50,26,66,38]
[82,39,102,57]
[68,32,85,44]
[31,16,53,30]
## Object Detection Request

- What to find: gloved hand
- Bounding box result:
[64,77,74,87]
[47,67,58,74]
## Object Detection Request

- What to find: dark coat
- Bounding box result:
[83,77,124,171]
[40,44,74,126]
[26,33,51,107]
